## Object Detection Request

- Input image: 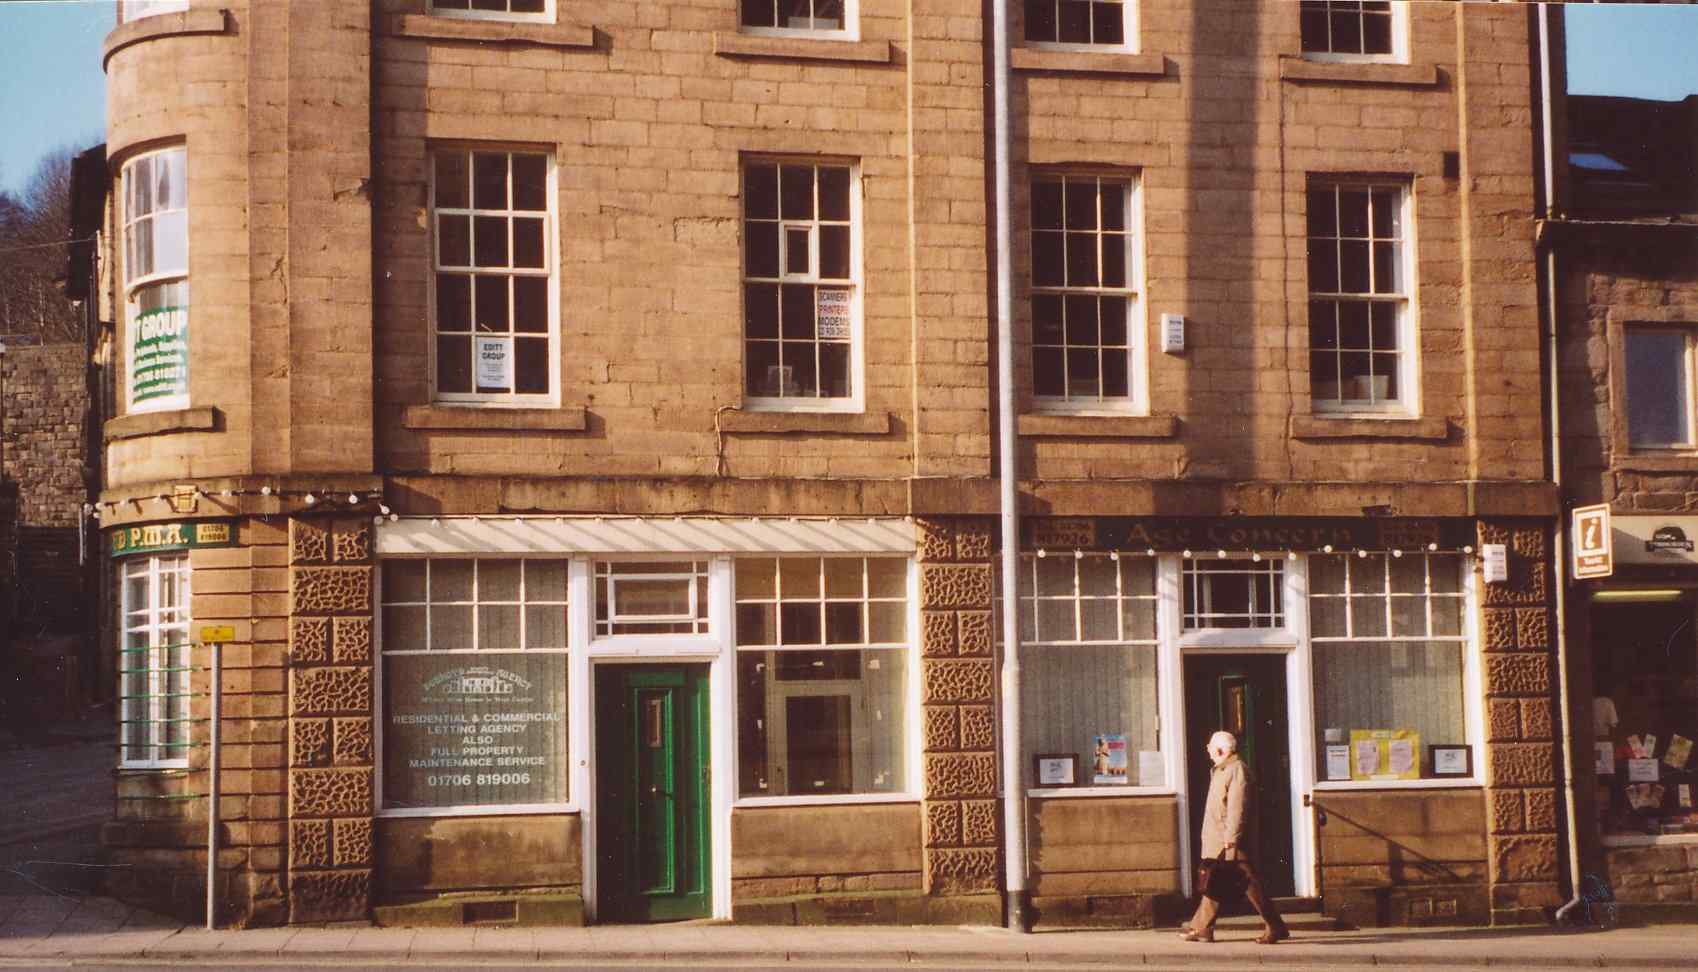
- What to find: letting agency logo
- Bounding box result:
[421,666,535,704]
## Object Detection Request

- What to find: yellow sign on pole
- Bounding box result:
[199,625,237,643]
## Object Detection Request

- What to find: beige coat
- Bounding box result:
[1199,754,1252,861]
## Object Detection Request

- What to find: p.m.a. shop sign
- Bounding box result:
[109,520,236,557]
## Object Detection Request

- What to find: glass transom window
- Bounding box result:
[1183,558,1285,629]
[594,561,710,636]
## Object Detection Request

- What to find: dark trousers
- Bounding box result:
[1189,857,1286,931]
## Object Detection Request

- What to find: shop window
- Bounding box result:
[1310,552,1468,780]
[734,557,909,798]
[119,554,191,768]
[1299,1,1405,63]
[431,148,556,404]
[1017,554,1161,788]
[739,0,851,35]
[428,0,550,21]
[1030,173,1141,409]
[122,146,189,413]
[1183,557,1284,630]
[379,558,569,813]
[1590,597,1698,837]
[594,561,710,636]
[742,159,861,408]
[119,0,189,22]
[1623,327,1697,450]
[1024,0,1131,48]
[1307,181,1413,413]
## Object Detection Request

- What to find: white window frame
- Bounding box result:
[1307,180,1419,417]
[118,554,192,769]
[118,0,189,23]
[121,146,190,415]
[738,0,859,41]
[425,0,553,24]
[428,145,560,407]
[1623,325,1698,451]
[1298,0,1409,65]
[741,157,865,413]
[1023,0,1138,53]
[1179,556,1295,648]
[374,556,575,818]
[1029,171,1147,414]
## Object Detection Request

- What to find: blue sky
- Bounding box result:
[0,2,1695,198]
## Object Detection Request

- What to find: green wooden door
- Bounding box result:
[1184,653,1295,897]
[595,664,711,922]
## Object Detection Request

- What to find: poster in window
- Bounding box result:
[129,302,189,410]
[1349,729,1420,781]
[1627,758,1660,783]
[1325,744,1352,781]
[1664,734,1692,770]
[1430,745,1471,777]
[816,289,852,340]
[1091,733,1128,784]
[1595,741,1616,776]
[383,652,566,810]
[1034,753,1077,787]
[475,336,513,391]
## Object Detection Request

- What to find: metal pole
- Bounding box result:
[206,641,221,931]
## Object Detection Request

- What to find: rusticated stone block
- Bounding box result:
[917,519,954,562]
[954,520,994,562]
[956,611,992,656]
[332,617,372,664]
[1488,790,1523,834]
[923,659,994,704]
[292,566,372,616]
[288,868,371,923]
[1487,699,1521,742]
[1512,527,1546,561]
[927,847,998,894]
[1482,556,1547,607]
[1482,610,1516,651]
[921,611,957,658]
[925,752,998,798]
[961,799,998,846]
[1478,523,1513,548]
[1486,654,1550,696]
[291,719,331,768]
[925,800,962,847]
[290,819,330,868]
[333,817,373,867]
[334,718,373,765]
[1525,789,1557,832]
[1490,834,1559,884]
[290,519,330,565]
[959,705,996,751]
[920,564,993,610]
[1514,608,1549,650]
[1488,743,1554,788]
[291,768,372,818]
[291,617,330,665]
[292,667,371,716]
[331,518,371,563]
[1519,698,1553,740]
[924,706,960,752]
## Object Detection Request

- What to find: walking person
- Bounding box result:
[1181,730,1290,944]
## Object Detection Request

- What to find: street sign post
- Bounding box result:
[1573,504,1613,579]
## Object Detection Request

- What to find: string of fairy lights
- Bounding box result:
[82,486,394,522]
[1031,542,1476,560]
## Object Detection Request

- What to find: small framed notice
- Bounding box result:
[1430,745,1472,778]
[1325,744,1352,781]
[1034,753,1078,787]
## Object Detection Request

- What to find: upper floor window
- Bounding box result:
[428,0,550,22]
[742,159,861,409]
[1307,181,1413,414]
[740,0,851,36]
[122,147,189,413]
[119,0,189,23]
[1030,173,1141,410]
[431,148,557,404]
[1624,326,1698,450]
[1299,1,1405,63]
[1025,0,1131,48]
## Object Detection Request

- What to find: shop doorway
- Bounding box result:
[594,664,712,922]
[1184,653,1295,897]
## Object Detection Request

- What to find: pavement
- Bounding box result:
[1,894,1695,969]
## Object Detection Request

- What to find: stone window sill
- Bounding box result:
[1279,57,1441,87]
[712,32,893,64]
[1011,48,1168,78]
[717,409,891,435]
[387,14,594,49]
[1612,453,1698,473]
[102,8,231,68]
[402,405,588,432]
[1291,415,1450,441]
[106,406,220,442]
[1017,413,1178,438]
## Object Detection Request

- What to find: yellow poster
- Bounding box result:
[1349,729,1421,781]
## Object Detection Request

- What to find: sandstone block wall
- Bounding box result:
[0,343,90,630]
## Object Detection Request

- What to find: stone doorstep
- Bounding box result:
[732,889,1000,926]
[371,892,584,928]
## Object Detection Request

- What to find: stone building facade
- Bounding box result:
[96,0,1571,929]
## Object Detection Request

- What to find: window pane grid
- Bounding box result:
[1308,182,1406,408]
[740,0,846,31]
[381,559,569,654]
[1300,1,1395,56]
[593,561,710,636]
[1181,559,1285,630]
[122,148,188,288]
[1031,174,1137,403]
[1017,554,1156,644]
[1309,553,1466,642]
[429,0,548,16]
[1024,0,1126,46]
[118,554,191,767]
[735,557,907,649]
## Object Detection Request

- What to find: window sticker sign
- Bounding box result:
[475,336,513,391]
[816,289,851,340]
[129,303,189,410]
[383,653,566,810]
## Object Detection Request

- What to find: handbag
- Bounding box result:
[1200,848,1247,902]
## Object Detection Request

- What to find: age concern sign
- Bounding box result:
[1572,504,1613,579]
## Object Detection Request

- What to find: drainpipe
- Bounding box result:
[990,0,1030,934]
[1536,2,1586,926]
